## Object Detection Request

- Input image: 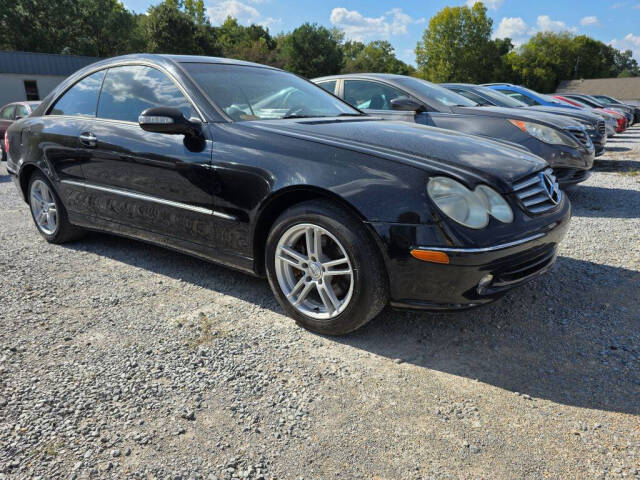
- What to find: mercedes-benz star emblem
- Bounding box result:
[540,171,560,205]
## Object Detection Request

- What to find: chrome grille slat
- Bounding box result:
[513,168,561,215]
[523,194,550,207]
[518,186,545,199]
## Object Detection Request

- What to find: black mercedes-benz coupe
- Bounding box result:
[314,74,595,186]
[6,54,571,335]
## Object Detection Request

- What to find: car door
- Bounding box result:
[81,64,217,246]
[35,70,106,212]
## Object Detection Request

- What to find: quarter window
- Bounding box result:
[50,70,105,117]
[343,80,406,110]
[97,65,194,123]
[317,81,337,95]
[1,106,15,120]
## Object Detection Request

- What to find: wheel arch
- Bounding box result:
[252,185,386,276]
[17,164,43,202]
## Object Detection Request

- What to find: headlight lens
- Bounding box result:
[427,177,513,229]
[509,119,579,147]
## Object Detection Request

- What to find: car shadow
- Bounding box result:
[63,234,639,415]
[565,185,640,218]
[602,146,632,152]
[334,256,640,415]
[593,159,640,173]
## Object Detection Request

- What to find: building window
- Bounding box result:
[24,80,39,101]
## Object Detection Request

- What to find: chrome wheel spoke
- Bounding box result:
[278,246,308,270]
[317,282,341,313]
[293,282,314,307]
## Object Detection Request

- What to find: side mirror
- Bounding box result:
[391,97,425,113]
[138,107,201,137]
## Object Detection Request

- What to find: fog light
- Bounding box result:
[477,274,493,292]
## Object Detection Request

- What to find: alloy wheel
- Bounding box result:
[30,179,58,235]
[274,223,354,320]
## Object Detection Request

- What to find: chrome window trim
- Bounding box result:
[60,179,236,221]
[412,232,546,254]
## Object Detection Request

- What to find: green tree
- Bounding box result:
[282,23,344,77]
[144,1,199,54]
[215,17,278,65]
[342,40,414,75]
[415,2,496,82]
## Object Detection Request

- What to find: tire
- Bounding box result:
[27,172,83,243]
[265,200,388,335]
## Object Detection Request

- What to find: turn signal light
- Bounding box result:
[410,249,450,264]
[509,119,527,132]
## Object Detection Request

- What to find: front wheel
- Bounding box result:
[266,200,388,335]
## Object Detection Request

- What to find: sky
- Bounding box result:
[122,0,640,65]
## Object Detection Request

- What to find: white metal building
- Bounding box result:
[0,51,100,107]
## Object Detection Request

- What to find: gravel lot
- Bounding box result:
[1,126,639,480]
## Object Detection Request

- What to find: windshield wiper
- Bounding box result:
[281,114,316,119]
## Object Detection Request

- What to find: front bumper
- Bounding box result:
[370,198,571,310]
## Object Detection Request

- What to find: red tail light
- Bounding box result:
[3,131,8,155]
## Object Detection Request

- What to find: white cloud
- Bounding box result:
[536,15,577,33]
[494,15,578,45]
[494,17,529,39]
[579,15,599,26]
[329,7,422,41]
[466,0,504,10]
[208,0,261,25]
[611,33,640,60]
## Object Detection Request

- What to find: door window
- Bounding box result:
[343,80,406,110]
[15,105,29,118]
[502,90,538,106]
[97,65,194,123]
[49,70,105,116]
[1,105,15,120]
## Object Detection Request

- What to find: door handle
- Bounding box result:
[79,132,97,147]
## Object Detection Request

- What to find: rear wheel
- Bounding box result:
[28,172,83,243]
[266,200,388,335]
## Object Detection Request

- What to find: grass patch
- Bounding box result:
[619,169,640,177]
[189,312,230,348]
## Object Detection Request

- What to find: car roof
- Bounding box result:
[314,73,408,82]
[441,83,477,88]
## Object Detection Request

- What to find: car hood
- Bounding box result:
[524,106,602,124]
[453,105,581,128]
[244,117,546,191]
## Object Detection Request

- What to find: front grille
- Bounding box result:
[597,120,606,136]
[566,127,589,147]
[513,168,561,214]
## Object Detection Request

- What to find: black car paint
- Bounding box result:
[441,83,608,156]
[314,74,594,186]
[6,54,571,309]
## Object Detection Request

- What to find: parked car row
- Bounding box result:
[1,54,635,335]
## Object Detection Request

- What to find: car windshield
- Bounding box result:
[182,63,361,121]
[474,86,528,108]
[394,77,478,107]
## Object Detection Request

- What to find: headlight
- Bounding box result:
[509,120,579,147]
[427,177,513,229]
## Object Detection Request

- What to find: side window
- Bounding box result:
[15,105,29,118]
[503,90,538,106]
[1,106,15,120]
[24,80,39,101]
[343,80,406,110]
[454,89,489,105]
[317,81,337,95]
[97,65,194,123]
[50,70,105,116]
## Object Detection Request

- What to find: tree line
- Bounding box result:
[1,0,638,92]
